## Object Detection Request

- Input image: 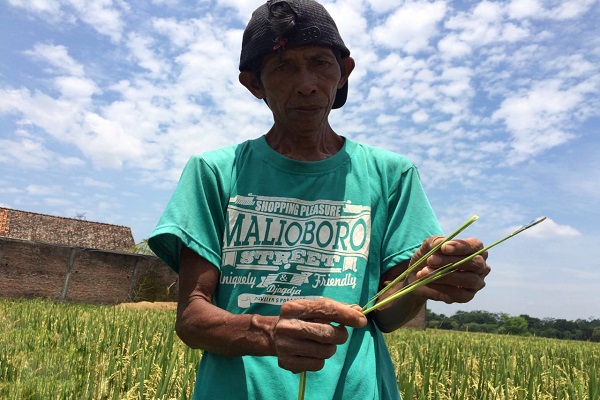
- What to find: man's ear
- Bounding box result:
[239,72,265,99]
[338,57,355,89]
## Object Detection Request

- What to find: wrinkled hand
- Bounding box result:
[273,298,367,374]
[410,236,491,304]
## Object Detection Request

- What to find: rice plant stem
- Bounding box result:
[298,371,307,400]
[362,217,546,315]
[298,216,546,399]
[361,215,480,312]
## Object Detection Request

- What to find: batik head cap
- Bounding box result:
[239,0,350,109]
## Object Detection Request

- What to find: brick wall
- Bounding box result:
[0,207,134,252]
[0,235,426,328]
[0,237,178,304]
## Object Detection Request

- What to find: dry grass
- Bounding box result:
[116,302,177,311]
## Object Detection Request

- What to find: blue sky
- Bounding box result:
[1,0,599,320]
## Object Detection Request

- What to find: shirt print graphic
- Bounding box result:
[221,194,371,309]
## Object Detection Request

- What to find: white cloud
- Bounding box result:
[444,1,515,48]
[79,112,143,168]
[24,43,85,77]
[126,33,171,77]
[26,184,64,196]
[546,0,597,20]
[509,0,597,21]
[508,0,542,19]
[44,197,74,207]
[54,76,99,99]
[411,110,429,124]
[58,156,85,167]
[514,217,581,238]
[0,88,85,141]
[326,2,370,53]
[0,138,55,169]
[365,0,405,14]
[83,178,114,189]
[438,34,473,60]
[492,79,593,163]
[152,17,197,48]
[6,0,64,18]
[501,22,530,42]
[70,0,127,42]
[8,0,126,41]
[438,66,473,98]
[372,1,447,53]
[216,0,263,21]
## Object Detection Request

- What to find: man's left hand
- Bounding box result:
[410,236,491,304]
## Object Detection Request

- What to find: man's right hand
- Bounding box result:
[273,298,367,373]
[177,246,366,371]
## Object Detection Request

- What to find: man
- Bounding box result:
[148,1,490,399]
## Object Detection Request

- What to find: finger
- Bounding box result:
[420,270,487,292]
[411,235,445,261]
[278,354,328,374]
[276,318,350,345]
[424,282,479,304]
[280,298,367,328]
[440,238,486,258]
[276,335,339,359]
[427,254,488,272]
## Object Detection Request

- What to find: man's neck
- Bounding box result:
[264,125,344,161]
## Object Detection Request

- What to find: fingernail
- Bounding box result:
[443,243,456,254]
[429,254,442,266]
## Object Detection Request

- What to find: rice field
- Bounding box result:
[1,298,598,399]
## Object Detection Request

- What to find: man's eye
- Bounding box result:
[274,63,291,72]
[312,59,334,68]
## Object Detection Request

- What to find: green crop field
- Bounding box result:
[1,299,598,399]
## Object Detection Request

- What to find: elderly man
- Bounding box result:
[149,1,490,399]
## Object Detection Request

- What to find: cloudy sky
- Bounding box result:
[1,0,599,320]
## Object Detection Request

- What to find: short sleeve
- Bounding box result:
[380,165,443,272]
[148,156,229,273]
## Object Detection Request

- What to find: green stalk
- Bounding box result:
[298,371,307,400]
[298,215,546,399]
[361,215,479,312]
[362,216,546,315]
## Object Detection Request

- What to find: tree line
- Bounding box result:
[425,309,600,342]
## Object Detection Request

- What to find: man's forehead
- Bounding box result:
[263,46,337,63]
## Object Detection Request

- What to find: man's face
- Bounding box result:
[258,46,346,133]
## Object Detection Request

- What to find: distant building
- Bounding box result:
[0,207,134,251]
[0,207,177,304]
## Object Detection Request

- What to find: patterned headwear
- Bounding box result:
[239,0,351,109]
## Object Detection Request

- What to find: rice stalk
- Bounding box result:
[299,216,546,399]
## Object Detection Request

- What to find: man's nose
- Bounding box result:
[295,68,318,96]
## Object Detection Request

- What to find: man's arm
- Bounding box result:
[373,236,491,333]
[175,245,277,356]
[176,245,367,373]
[372,260,427,332]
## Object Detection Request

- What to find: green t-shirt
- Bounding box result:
[149,137,441,400]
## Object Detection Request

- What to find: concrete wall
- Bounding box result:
[0,237,177,304]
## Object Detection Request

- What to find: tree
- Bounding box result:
[425,309,599,342]
[500,314,529,336]
[130,239,155,255]
[591,328,600,343]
